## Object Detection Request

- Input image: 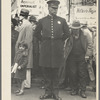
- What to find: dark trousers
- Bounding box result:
[68,59,88,91]
[64,60,71,87]
[42,67,59,96]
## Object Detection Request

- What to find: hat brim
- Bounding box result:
[70,25,82,29]
[20,13,29,17]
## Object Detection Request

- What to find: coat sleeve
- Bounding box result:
[34,20,42,41]
[15,27,25,51]
[62,19,70,41]
[24,25,33,48]
[85,31,93,57]
[20,56,28,69]
[14,51,20,64]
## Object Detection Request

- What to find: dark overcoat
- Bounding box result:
[34,15,69,68]
[64,31,93,60]
[11,29,19,65]
[59,30,93,84]
[14,49,28,80]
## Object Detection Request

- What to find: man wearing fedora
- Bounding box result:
[34,0,69,100]
[64,20,93,98]
[15,9,33,89]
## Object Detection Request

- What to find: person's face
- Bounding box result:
[48,5,58,16]
[31,22,35,26]
[72,29,80,34]
[72,29,80,39]
[19,16,24,21]
[19,45,25,50]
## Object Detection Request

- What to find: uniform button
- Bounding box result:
[51,25,53,27]
[51,28,53,31]
[52,34,53,35]
[51,35,54,39]
[51,31,53,33]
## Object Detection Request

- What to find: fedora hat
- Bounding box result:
[47,0,60,5]
[20,9,29,17]
[70,20,82,29]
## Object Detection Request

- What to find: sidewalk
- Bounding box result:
[11,78,96,100]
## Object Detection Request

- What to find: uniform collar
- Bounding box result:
[47,14,57,19]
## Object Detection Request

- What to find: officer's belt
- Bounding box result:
[42,37,62,40]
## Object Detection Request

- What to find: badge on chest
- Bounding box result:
[57,21,61,24]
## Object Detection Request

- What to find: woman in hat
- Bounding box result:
[64,20,93,98]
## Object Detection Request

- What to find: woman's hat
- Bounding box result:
[20,9,29,17]
[47,0,60,5]
[29,15,37,22]
[70,20,82,29]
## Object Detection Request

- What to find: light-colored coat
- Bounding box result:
[34,15,69,68]
[15,19,33,68]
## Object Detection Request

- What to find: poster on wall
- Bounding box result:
[74,6,96,26]
[18,0,40,16]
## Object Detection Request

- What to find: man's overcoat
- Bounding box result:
[16,20,33,68]
[59,30,93,84]
[64,30,93,61]
[34,15,69,68]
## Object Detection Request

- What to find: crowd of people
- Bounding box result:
[11,0,96,100]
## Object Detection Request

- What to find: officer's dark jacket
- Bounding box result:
[34,15,70,68]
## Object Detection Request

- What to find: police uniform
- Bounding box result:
[34,0,69,99]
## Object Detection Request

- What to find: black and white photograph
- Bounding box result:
[2,0,98,100]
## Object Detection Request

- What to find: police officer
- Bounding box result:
[34,0,69,100]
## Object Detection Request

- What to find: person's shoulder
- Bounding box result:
[25,20,33,28]
[36,16,48,24]
[57,16,66,21]
[12,29,18,33]
[39,16,48,21]
[81,28,92,38]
